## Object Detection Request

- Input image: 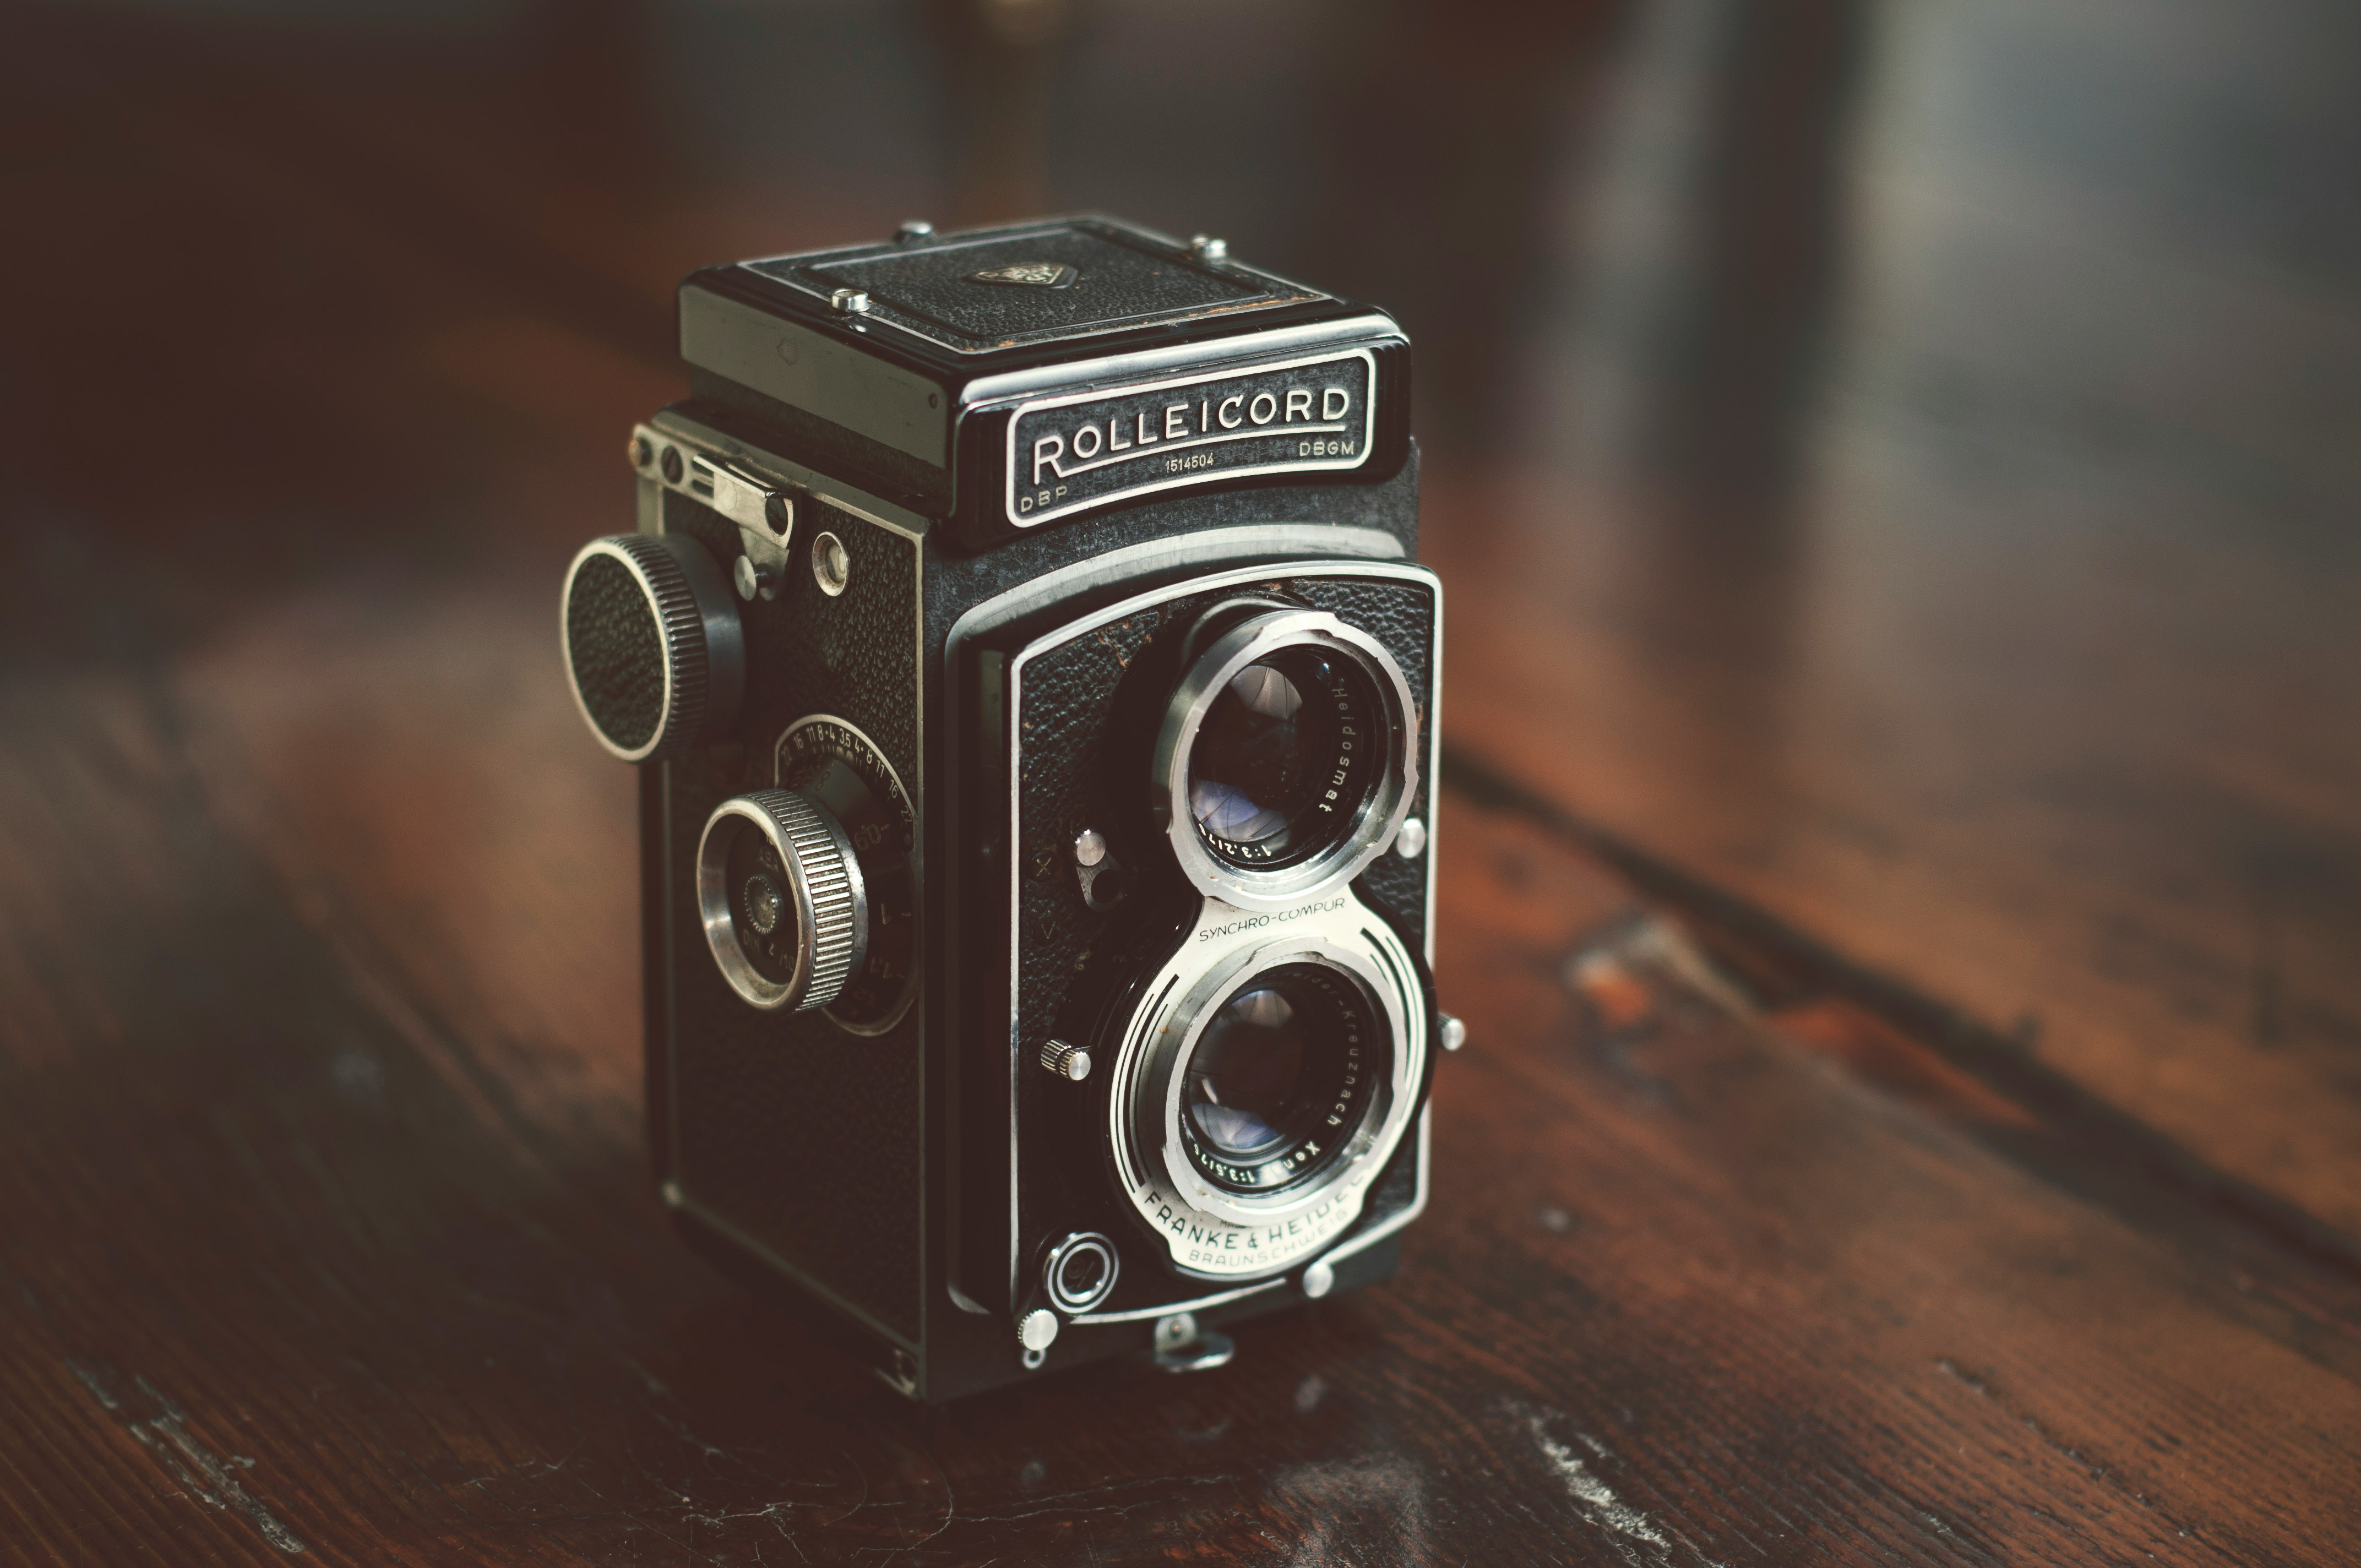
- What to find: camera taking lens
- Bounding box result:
[1179,963,1377,1195]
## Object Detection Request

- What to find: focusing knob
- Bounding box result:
[561,533,745,762]
[696,790,869,1012]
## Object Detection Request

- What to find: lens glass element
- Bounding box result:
[1186,646,1382,870]
[1180,963,1377,1194]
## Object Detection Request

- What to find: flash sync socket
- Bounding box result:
[1043,1232,1120,1314]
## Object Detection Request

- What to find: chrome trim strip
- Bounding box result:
[964,313,1402,407]
[1071,1277,1283,1326]
[944,525,1401,661]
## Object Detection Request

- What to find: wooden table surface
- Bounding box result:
[4,3,2357,1563]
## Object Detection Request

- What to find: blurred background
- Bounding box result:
[4,0,2358,1265]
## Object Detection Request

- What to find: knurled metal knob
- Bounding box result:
[696,790,869,1013]
[1038,1039,1092,1081]
[1018,1308,1060,1368]
[561,533,744,763]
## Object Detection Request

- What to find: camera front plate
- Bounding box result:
[1102,890,1428,1278]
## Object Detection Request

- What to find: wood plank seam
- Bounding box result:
[1440,745,2361,1330]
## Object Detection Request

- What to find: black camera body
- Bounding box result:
[559,216,1444,1401]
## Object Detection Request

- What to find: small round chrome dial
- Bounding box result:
[697,790,868,1012]
[561,533,744,762]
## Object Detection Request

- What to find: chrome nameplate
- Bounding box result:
[1004,349,1377,527]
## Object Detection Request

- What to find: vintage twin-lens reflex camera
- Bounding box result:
[559,216,1455,1401]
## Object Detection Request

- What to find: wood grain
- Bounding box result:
[10,582,2361,1564]
[1423,0,2361,1243]
[3,1,2358,1561]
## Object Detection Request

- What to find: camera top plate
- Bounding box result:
[742,217,1327,355]
[676,215,1411,534]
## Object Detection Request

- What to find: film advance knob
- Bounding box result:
[696,790,871,1013]
[561,532,746,762]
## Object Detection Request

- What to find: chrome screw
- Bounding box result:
[1073,827,1106,867]
[733,556,780,603]
[1302,1260,1335,1299]
[1038,1039,1092,1082]
[830,287,872,314]
[1439,1014,1467,1053]
[895,220,935,242]
[1018,1308,1059,1370]
[1189,234,1228,263]
[1395,816,1428,858]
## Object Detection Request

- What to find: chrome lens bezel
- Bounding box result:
[1124,933,1416,1232]
[1152,609,1418,913]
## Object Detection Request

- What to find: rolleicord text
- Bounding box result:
[1004,350,1376,527]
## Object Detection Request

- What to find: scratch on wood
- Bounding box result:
[67,1362,307,1554]
[1508,1402,1733,1567]
[1527,1414,1669,1552]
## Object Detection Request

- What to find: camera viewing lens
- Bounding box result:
[1180,963,1377,1194]
[1187,646,1383,870]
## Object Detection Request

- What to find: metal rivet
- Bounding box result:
[1153,1312,1197,1353]
[1073,827,1106,867]
[1189,234,1228,263]
[1439,1014,1467,1053]
[830,287,872,314]
[1302,1260,1334,1299]
[896,220,935,242]
[1019,1308,1059,1364]
[1395,817,1428,858]
[812,532,850,596]
[1038,1039,1091,1082]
